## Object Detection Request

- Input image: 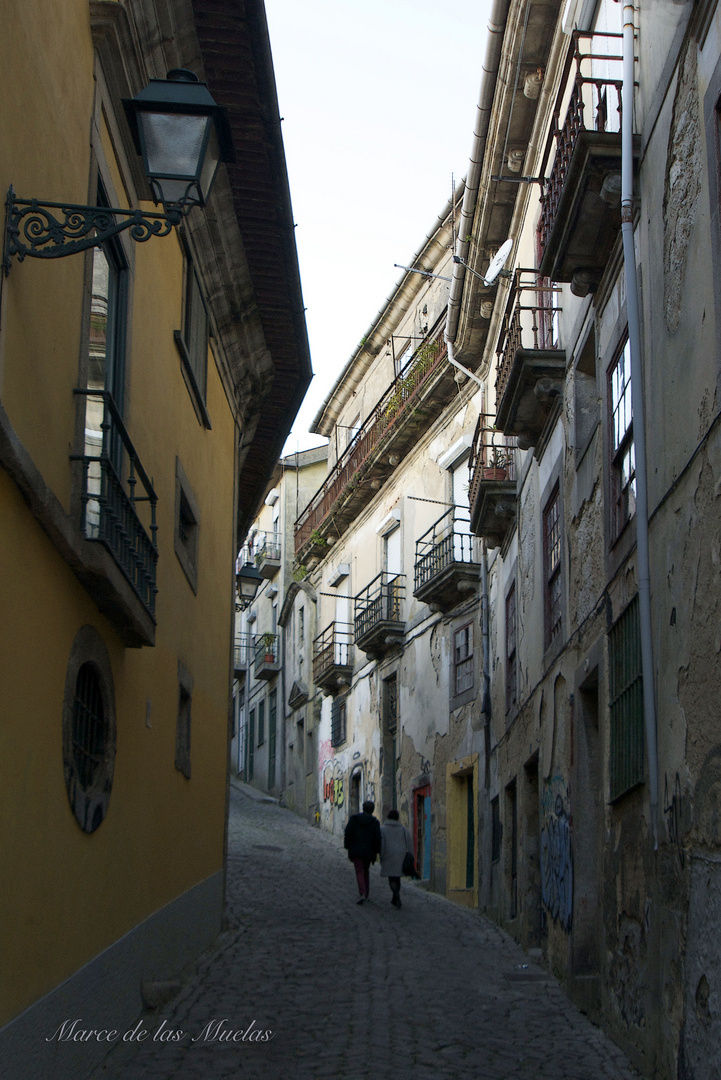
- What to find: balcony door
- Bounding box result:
[451,456,472,562]
[384,524,402,621]
[335,590,350,665]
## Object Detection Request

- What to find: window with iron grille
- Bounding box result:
[62,627,117,835]
[506,582,517,712]
[609,338,636,540]
[331,695,347,748]
[609,595,644,800]
[454,623,474,696]
[543,484,562,648]
[383,673,398,734]
[268,689,277,788]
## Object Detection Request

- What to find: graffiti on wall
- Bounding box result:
[540,777,573,932]
[322,759,345,809]
[664,771,685,868]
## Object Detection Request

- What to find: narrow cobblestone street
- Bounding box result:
[88,784,640,1080]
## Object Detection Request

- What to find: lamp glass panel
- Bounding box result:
[198,125,221,201]
[139,111,210,179]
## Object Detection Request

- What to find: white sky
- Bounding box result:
[263,0,493,454]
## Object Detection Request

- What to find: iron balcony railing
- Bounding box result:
[354,572,405,642]
[414,507,475,593]
[495,272,562,404]
[234,632,253,671]
[253,531,282,566]
[312,622,353,683]
[254,633,279,674]
[295,326,448,553]
[538,30,624,260]
[468,418,517,510]
[74,390,158,617]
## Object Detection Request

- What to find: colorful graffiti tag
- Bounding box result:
[540,778,573,932]
[322,759,345,809]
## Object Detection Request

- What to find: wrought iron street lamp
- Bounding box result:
[236,562,263,612]
[3,70,234,270]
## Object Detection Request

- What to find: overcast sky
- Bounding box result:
[263,0,493,454]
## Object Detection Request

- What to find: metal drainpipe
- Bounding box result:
[621,1,658,847]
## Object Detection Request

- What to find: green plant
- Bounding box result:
[309,530,327,547]
[292,565,308,582]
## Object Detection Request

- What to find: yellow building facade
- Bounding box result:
[0,2,310,1076]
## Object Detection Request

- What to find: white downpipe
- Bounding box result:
[621,2,658,847]
[446,338,485,388]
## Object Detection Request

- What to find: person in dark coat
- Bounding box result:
[344,800,382,904]
[380,809,413,908]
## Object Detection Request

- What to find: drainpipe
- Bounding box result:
[621,1,658,847]
[480,541,490,719]
[446,0,510,349]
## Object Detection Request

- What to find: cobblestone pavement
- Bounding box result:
[88,783,641,1080]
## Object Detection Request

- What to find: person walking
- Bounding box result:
[380,808,413,908]
[344,800,382,904]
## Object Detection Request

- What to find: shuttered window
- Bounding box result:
[331,695,347,748]
[609,595,644,800]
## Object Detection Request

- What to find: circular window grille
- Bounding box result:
[72,663,107,792]
[63,627,116,833]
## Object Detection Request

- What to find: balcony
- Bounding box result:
[468,421,517,549]
[254,633,280,680]
[354,573,405,660]
[253,531,282,579]
[414,507,480,612]
[295,321,461,564]
[75,390,158,618]
[494,273,565,451]
[234,632,253,679]
[312,622,354,695]
[538,31,637,294]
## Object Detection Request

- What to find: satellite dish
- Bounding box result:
[483,238,514,287]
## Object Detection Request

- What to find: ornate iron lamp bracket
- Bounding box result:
[3,187,181,273]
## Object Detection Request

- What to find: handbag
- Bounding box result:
[402,850,417,878]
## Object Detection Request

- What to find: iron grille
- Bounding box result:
[312,622,353,683]
[414,507,475,592]
[609,595,644,801]
[354,572,404,643]
[72,662,106,791]
[75,390,158,617]
[538,31,625,260]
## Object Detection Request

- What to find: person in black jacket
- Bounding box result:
[344,800,382,904]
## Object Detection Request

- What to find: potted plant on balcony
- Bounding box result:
[481,446,509,481]
[260,632,276,663]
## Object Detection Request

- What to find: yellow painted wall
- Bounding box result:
[0,0,237,1025]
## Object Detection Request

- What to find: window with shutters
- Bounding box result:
[609,595,644,801]
[543,484,562,649]
[268,689,277,788]
[331,695,347,748]
[174,241,211,427]
[506,582,517,713]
